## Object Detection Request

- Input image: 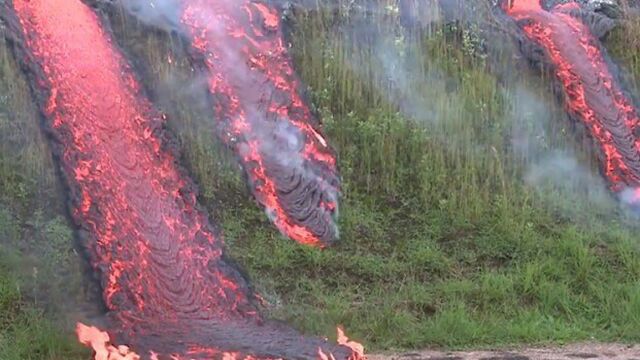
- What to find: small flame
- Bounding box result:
[318,347,332,360]
[76,323,141,360]
[336,327,366,360]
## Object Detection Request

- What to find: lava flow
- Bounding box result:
[504,0,640,205]
[179,0,340,247]
[2,0,363,358]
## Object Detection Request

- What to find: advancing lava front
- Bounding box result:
[180,0,341,247]
[505,0,640,204]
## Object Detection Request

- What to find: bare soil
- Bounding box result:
[370,343,640,360]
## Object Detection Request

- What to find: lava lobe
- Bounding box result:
[1,0,362,358]
[178,0,341,247]
[504,0,640,204]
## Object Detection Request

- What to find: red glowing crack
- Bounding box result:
[505,0,640,203]
[4,0,363,358]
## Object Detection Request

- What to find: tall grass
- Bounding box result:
[0,251,88,360]
[607,4,640,92]
[0,25,92,360]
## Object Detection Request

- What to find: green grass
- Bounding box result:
[607,4,640,92]
[2,1,640,356]
[0,27,88,359]
[0,252,87,360]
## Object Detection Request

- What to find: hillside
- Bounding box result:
[1,0,640,358]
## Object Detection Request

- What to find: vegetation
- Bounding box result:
[1,1,640,356]
[608,3,640,93]
[0,29,89,359]
[0,251,88,360]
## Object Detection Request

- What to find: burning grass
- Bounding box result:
[2,0,640,356]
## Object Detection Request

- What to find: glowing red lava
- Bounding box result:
[179,0,341,247]
[3,0,363,358]
[505,0,640,204]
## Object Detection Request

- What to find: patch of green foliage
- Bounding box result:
[607,7,640,94]
[0,144,87,359]
[0,251,87,360]
[0,31,88,359]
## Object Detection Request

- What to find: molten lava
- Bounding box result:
[3,0,363,358]
[505,0,640,203]
[179,0,340,247]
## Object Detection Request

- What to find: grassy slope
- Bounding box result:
[0,27,89,360]
[213,8,640,350]
[0,253,88,360]
[1,2,640,357]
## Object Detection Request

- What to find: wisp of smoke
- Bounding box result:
[525,151,611,202]
[116,0,182,31]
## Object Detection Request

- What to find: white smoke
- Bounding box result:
[340,0,626,220]
[505,82,619,217]
[525,151,610,200]
[618,186,640,212]
[375,37,441,123]
[116,0,182,32]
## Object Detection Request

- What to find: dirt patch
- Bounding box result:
[370,343,640,360]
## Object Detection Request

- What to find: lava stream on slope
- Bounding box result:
[178,0,340,247]
[504,0,640,204]
[2,0,363,358]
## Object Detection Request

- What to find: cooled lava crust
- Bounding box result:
[178,0,341,247]
[0,0,359,358]
[504,0,640,201]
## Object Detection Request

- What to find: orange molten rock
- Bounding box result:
[179,0,341,247]
[505,0,640,203]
